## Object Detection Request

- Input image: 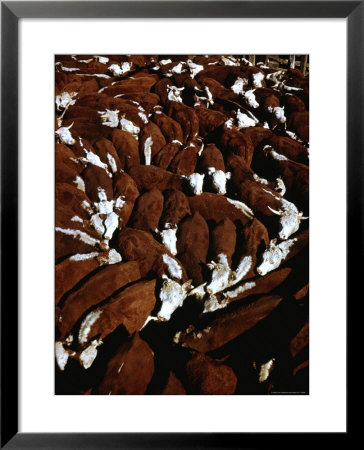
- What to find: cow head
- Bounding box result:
[273,106,286,123]
[55,123,75,145]
[158,224,178,255]
[56,91,77,111]
[207,167,231,195]
[98,109,119,128]
[187,60,204,78]
[268,204,308,240]
[236,109,258,129]
[244,89,259,108]
[167,85,184,103]
[231,77,248,95]
[252,71,265,88]
[182,173,205,195]
[157,276,193,321]
[257,238,297,276]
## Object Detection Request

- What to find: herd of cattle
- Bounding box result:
[55,55,309,395]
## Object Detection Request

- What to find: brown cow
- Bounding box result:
[139,121,166,165]
[287,111,309,143]
[117,227,187,281]
[130,188,164,232]
[111,129,140,170]
[113,171,140,228]
[194,105,227,137]
[94,138,122,175]
[177,212,210,285]
[152,109,184,143]
[166,101,199,144]
[153,142,181,170]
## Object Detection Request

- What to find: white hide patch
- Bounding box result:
[115,196,126,210]
[80,143,110,174]
[244,89,259,108]
[107,153,118,173]
[108,64,123,76]
[99,109,119,128]
[258,359,274,383]
[221,55,240,66]
[55,341,73,371]
[120,61,132,75]
[81,200,94,215]
[273,106,286,123]
[70,215,83,223]
[138,109,149,124]
[69,252,99,261]
[187,60,204,78]
[95,56,109,64]
[282,82,304,92]
[159,59,172,65]
[78,310,103,344]
[79,339,103,369]
[171,62,186,74]
[73,176,85,192]
[286,130,304,143]
[252,72,265,87]
[253,173,269,185]
[90,188,119,241]
[270,150,288,161]
[188,283,207,300]
[163,253,182,279]
[56,91,77,111]
[225,118,234,129]
[231,77,248,95]
[236,109,257,129]
[203,294,229,313]
[227,197,254,219]
[241,57,253,66]
[157,276,192,321]
[120,117,140,137]
[55,227,100,247]
[97,248,122,265]
[160,225,178,255]
[257,238,297,276]
[205,254,253,295]
[143,137,153,165]
[275,177,286,196]
[56,125,76,145]
[223,281,256,300]
[57,64,80,72]
[76,73,111,79]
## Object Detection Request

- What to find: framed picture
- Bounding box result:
[1,0,357,447]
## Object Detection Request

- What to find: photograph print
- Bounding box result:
[55,54,309,395]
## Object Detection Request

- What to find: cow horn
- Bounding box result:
[268,206,282,215]
[66,122,74,129]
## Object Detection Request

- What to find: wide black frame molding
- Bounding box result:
[1,1,359,448]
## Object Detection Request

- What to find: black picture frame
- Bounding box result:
[1,1,358,448]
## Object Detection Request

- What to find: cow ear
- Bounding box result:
[226,172,231,179]
[271,238,277,245]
